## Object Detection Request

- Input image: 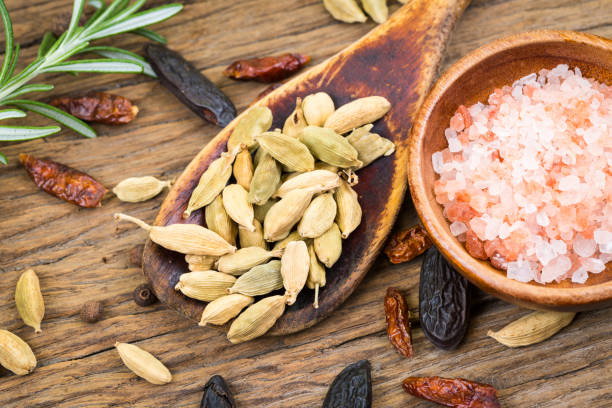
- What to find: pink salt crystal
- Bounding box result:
[571,267,589,284]
[469,217,488,241]
[506,259,534,282]
[450,112,465,131]
[572,235,596,258]
[541,255,572,283]
[582,257,605,273]
[450,221,468,236]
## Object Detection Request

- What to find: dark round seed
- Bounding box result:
[80,301,104,323]
[133,284,157,306]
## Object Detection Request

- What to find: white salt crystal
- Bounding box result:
[571,267,589,284]
[536,241,556,266]
[550,239,567,255]
[524,204,537,214]
[541,255,571,283]
[506,259,534,283]
[536,212,550,227]
[582,257,605,273]
[593,230,612,245]
[572,235,596,258]
[498,223,512,239]
[512,85,523,100]
[432,151,444,174]
[445,128,457,139]
[450,221,468,236]
[448,137,463,153]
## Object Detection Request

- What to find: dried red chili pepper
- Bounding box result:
[223,53,311,83]
[19,154,107,208]
[384,225,432,264]
[249,83,283,107]
[384,287,413,358]
[50,92,138,125]
[403,376,501,408]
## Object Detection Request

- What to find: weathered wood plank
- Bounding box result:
[0,0,610,407]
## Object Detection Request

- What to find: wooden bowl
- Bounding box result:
[408,30,612,311]
[409,30,612,311]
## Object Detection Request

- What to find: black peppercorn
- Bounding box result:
[133,284,157,306]
[80,301,103,323]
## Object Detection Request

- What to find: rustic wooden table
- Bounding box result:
[0,0,610,407]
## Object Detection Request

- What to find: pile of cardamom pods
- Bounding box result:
[116,92,394,343]
[322,0,407,25]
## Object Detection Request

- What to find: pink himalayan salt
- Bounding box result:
[433,64,612,284]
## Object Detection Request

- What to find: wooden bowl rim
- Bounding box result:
[408,29,612,309]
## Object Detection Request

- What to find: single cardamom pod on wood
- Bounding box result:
[0,329,36,376]
[15,269,45,333]
[488,311,576,347]
[113,176,172,202]
[115,342,172,385]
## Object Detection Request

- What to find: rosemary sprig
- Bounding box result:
[0,0,182,164]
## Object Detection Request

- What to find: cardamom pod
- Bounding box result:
[248,152,282,205]
[222,184,255,232]
[360,0,388,23]
[346,124,395,168]
[184,147,239,218]
[282,97,308,139]
[314,223,342,268]
[334,178,362,238]
[185,254,217,271]
[0,329,36,376]
[314,161,339,173]
[306,243,326,309]
[488,311,576,348]
[217,247,283,275]
[281,240,310,305]
[302,92,335,127]
[199,294,254,326]
[324,96,391,134]
[264,188,316,241]
[228,260,283,296]
[174,270,236,302]
[113,176,171,202]
[301,126,362,168]
[298,192,337,238]
[115,342,172,385]
[273,169,340,198]
[272,230,304,251]
[323,0,367,23]
[255,131,315,172]
[233,147,254,191]
[205,195,238,246]
[227,295,287,343]
[253,145,266,167]
[239,219,267,249]
[115,213,236,256]
[15,269,45,333]
[254,199,277,223]
[227,106,273,151]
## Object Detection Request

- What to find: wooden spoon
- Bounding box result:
[143,0,471,335]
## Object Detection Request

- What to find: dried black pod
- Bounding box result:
[80,301,103,323]
[419,246,470,350]
[200,375,236,408]
[323,360,372,408]
[145,44,236,127]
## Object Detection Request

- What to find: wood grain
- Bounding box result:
[143,0,470,336]
[0,0,610,407]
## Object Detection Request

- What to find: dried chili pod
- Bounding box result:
[19,153,107,208]
[223,53,310,83]
[323,360,372,408]
[384,287,413,358]
[419,247,470,350]
[145,44,236,127]
[402,376,501,408]
[384,225,432,264]
[200,375,236,408]
[50,92,138,125]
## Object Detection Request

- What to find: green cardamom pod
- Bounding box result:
[227,295,287,343]
[272,230,304,251]
[298,192,337,238]
[346,124,395,168]
[239,219,267,249]
[256,131,315,172]
[233,147,254,191]
[360,0,388,23]
[282,97,308,139]
[228,106,273,151]
[248,152,282,205]
[323,0,367,23]
[174,271,236,302]
[264,188,315,241]
[301,126,362,168]
[302,92,335,127]
[324,96,390,134]
[15,269,45,333]
[314,223,342,268]
[205,195,237,246]
[334,178,362,239]
[306,243,326,309]
[254,199,278,223]
[217,247,284,275]
[228,260,283,297]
